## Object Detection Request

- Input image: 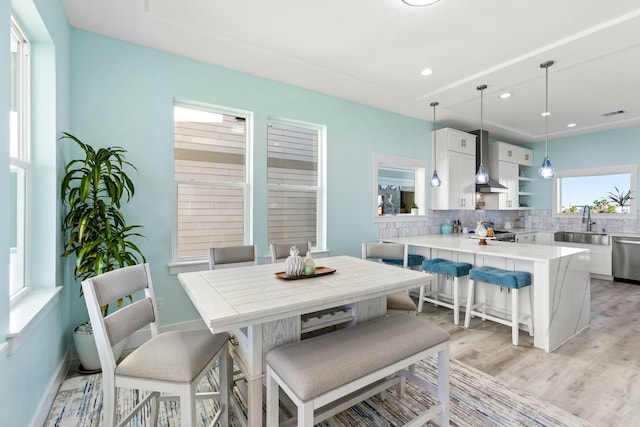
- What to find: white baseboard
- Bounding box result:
[31,349,71,427]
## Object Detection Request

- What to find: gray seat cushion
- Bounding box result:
[116,330,229,383]
[266,314,449,401]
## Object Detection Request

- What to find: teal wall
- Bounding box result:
[524,126,640,209]
[69,29,432,326]
[2,2,640,424]
[1,0,70,425]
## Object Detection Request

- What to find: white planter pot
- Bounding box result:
[73,323,125,372]
[411,208,419,215]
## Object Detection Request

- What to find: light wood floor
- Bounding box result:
[416,277,640,427]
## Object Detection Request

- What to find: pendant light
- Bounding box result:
[430,101,442,188]
[402,0,440,6]
[475,84,490,184]
[538,60,556,179]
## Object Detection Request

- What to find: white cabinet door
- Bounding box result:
[432,128,476,210]
[496,161,518,210]
[449,151,475,210]
[515,232,536,244]
[535,232,553,245]
[495,142,534,166]
[444,128,476,156]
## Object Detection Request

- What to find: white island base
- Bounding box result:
[383,235,591,352]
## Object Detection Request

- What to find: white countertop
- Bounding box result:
[383,234,588,262]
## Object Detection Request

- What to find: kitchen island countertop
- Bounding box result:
[383,234,590,353]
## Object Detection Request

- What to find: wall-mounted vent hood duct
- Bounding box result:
[469,130,509,193]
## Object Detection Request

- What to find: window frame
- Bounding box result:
[552,164,638,219]
[172,102,253,263]
[9,18,31,300]
[266,118,327,251]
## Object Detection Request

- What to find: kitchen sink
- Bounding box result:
[554,231,609,245]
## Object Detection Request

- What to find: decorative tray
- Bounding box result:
[275,267,336,280]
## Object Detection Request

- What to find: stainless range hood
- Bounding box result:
[469,129,509,193]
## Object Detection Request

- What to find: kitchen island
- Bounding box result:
[383,234,591,352]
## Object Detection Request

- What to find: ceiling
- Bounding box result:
[62,0,640,144]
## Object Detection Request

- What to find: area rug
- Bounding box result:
[45,357,594,427]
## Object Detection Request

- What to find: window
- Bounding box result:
[553,164,637,218]
[173,104,251,260]
[267,119,325,248]
[9,19,30,297]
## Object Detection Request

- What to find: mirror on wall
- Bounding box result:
[378,167,415,215]
[373,154,426,217]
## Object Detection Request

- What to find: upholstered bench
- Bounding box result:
[265,314,450,427]
[419,258,473,325]
[464,266,533,345]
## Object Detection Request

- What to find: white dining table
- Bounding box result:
[178,255,430,427]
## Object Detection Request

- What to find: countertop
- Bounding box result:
[383,234,589,263]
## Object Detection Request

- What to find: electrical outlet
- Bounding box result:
[156,297,164,309]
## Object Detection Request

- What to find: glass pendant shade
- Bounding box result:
[430,101,441,188]
[537,156,556,179]
[430,170,442,187]
[538,61,555,180]
[475,163,489,184]
[475,84,490,185]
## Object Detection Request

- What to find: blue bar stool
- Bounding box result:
[419,258,472,325]
[464,266,533,345]
[383,254,425,270]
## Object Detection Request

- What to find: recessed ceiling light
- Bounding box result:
[541,111,551,117]
[567,123,577,128]
[420,68,434,76]
[402,0,440,6]
[500,93,512,99]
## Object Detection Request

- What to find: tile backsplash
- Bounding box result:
[377,209,640,239]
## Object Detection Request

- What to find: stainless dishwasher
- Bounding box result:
[612,236,640,283]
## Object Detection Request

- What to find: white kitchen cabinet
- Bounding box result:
[535,232,553,245]
[488,142,534,210]
[495,142,533,166]
[497,160,519,209]
[551,239,612,276]
[515,232,537,244]
[432,128,476,210]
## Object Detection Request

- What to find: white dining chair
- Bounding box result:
[269,241,312,263]
[82,263,231,427]
[209,244,258,269]
[361,242,419,315]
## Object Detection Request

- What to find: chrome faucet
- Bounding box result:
[582,205,595,231]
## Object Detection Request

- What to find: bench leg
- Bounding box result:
[438,346,450,426]
[266,367,279,427]
[512,288,519,346]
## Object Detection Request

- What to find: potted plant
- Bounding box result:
[607,186,633,213]
[410,202,419,215]
[60,132,145,371]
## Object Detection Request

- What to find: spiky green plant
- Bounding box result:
[60,132,145,313]
[607,186,633,212]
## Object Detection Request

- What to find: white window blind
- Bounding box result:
[174,105,248,259]
[267,120,322,247]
